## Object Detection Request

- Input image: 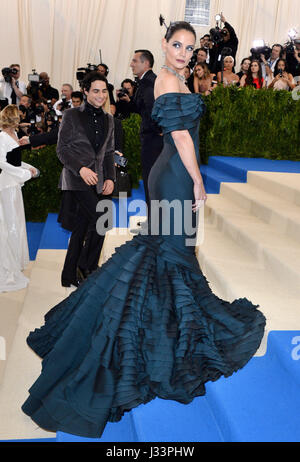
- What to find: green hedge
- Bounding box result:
[22,86,300,221]
[199,85,300,164]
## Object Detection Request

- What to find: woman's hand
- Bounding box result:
[19,136,30,145]
[29,167,38,178]
[192,181,207,213]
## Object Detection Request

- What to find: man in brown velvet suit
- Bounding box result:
[57,72,115,288]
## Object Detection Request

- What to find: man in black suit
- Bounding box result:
[130,49,163,209]
[57,72,115,288]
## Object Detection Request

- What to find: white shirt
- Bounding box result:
[53,98,73,116]
[262,58,279,85]
[0,79,27,105]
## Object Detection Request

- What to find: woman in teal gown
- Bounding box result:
[22,21,266,438]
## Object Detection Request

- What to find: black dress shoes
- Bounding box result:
[77,266,100,280]
[61,278,82,288]
[77,267,91,280]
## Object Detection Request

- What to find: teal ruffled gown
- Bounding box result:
[22,93,266,438]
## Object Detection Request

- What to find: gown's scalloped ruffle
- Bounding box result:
[22,234,266,438]
[151,92,206,135]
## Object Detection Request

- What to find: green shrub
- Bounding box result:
[22,145,62,222]
[200,85,300,162]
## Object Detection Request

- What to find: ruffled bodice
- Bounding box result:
[151,93,206,144]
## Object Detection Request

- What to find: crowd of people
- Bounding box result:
[0,13,299,141]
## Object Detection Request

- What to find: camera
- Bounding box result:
[209,27,228,45]
[28,69,40,87]
[117,88,129,99]
[45,100,60,127]
[283,29,300,56]
[209,13,228,45]
[59,95,71,111]
[76,63,98,87]
[27,118,40,136]
[1,67,18,84]
[250,41,272,61]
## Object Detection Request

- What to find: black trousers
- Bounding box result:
[61,189,112,281]
[140,133,164,209]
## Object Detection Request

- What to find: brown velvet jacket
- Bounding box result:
[57,104,115,194]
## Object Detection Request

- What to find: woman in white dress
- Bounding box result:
[0,105,37,292]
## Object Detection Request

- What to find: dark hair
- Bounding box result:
[273,58,289,77]
[272,43,284,57]
[121,78,135,87]
[97,63,109,76]
[134,49,154,68]
[245,59,264,87]
[81,72,108,92]
[194,62,211,79]
[71,91,84,101]
[162,20,196,42]
[241,57,251,65]
[198,47,208,56]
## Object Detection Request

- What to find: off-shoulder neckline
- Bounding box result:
[154,92,202,103]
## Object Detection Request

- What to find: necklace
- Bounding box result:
[161,65,186,82]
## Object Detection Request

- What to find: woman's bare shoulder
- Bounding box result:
[154,70,181,99]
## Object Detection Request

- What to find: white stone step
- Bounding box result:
[219,181,300,241]
[0,262,34,385]
[196,225,300,343]
[204,195,300,296]
[247,171,300,206]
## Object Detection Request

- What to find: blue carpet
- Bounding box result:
[200,156,300,194]
[26,222,45,261]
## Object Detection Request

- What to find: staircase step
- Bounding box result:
[220,181,300,240]
[0,262,34,385]
[247,171,300,206]
[200,165,243,194]
[208,156,300,175]
[208,156,248,182]
[204,195,300,295]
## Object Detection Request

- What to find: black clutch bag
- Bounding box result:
[112,166,132,198]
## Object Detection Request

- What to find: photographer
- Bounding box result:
[53,83,73,116]
[209,14,239,74]
[260,44,283,85]
[19,99,60,148]
[285,37,300,80]
[0,64,26,105]
[38,72,59,104]
[115,78,136,119]
[268,59,296,91]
